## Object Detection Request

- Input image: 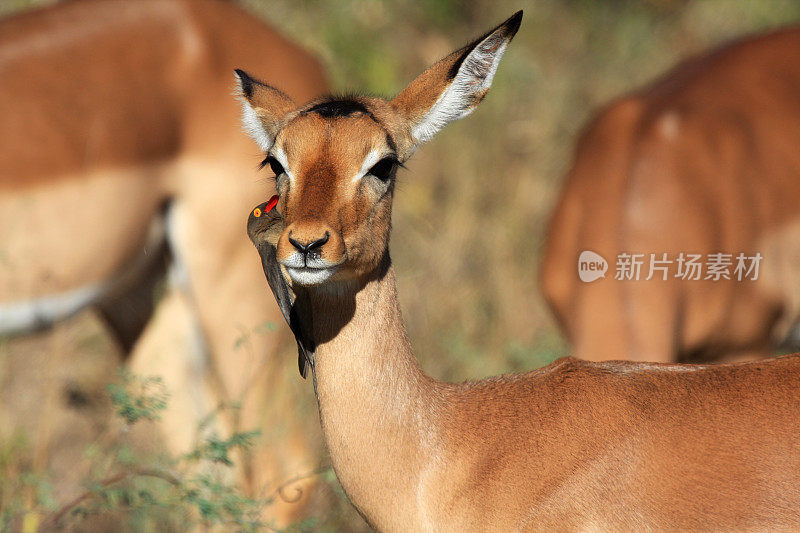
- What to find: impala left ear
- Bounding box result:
[391,10,522,148]
[235,69,296,151]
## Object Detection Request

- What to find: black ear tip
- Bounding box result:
[235,69,254,98]
[234,68,253,83]
[505,10,523,37]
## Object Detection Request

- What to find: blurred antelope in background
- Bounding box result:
[240,11,800,531]
[542,26,800,364]
[0,0,326,522]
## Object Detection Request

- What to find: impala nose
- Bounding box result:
[288,231,330,257]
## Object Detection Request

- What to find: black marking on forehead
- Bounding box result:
[305,98,369,118]
[296,96,398,155]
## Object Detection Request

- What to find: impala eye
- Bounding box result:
[261,156,285,176]
[368,157,398,182]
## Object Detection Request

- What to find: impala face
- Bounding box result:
[265,98,401,285]
[237,10,522,286]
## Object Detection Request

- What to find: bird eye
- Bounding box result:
[261,156,285,176]
[368,157,398,182]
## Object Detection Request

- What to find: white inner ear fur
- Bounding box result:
[352,149,383,182]
[411,38,509,145]
[240,99,273,151]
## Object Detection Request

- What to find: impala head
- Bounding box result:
[237,11,522,286]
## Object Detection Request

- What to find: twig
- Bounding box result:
[268,467,331,504]
[38,467,181,532]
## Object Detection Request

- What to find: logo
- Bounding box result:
[576,251,762,282]
[578,251,608,282]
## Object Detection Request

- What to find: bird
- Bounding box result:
[246,196,314,379]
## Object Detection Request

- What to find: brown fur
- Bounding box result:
[0,0,327,523]
[541,26,800,363]
[241,11,800,531]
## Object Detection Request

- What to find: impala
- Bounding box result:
[240,11,800,531]
[0,0,326,520]
[542,26,800,364]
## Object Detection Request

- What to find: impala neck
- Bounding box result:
[300,254,439,526]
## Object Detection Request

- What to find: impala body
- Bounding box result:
[542,27,800,364]
[0,0,326,520]
[240,11,800,531]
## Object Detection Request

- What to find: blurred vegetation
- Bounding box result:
[3,0,800,530]
[0,368,335,531]
[0,317,368,531]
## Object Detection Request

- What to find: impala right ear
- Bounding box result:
[235,69,296,151]
[390,10,522,149]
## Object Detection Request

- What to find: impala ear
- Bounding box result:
[390,10,522,147]
[235,69,296,151]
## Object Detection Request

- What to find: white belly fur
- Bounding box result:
[0,282,106,335]
[0,210,166,337]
